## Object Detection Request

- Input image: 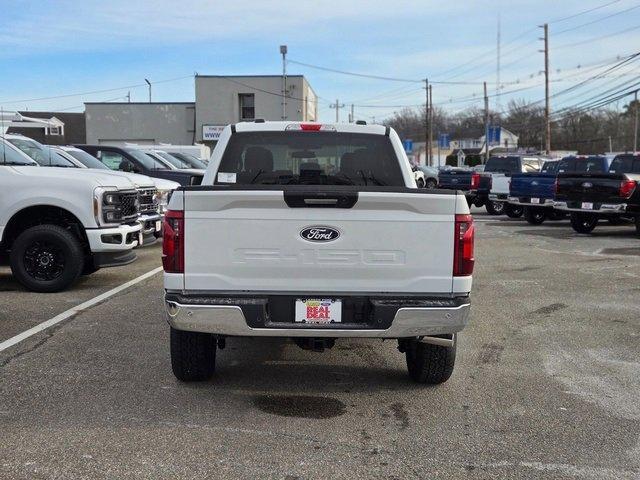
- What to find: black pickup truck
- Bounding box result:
[437,167,492,207]
[555,153,640,234]
[75,145,203,186]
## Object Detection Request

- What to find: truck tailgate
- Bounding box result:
[555,174,625,203]
[510,173,555,199]
[181,187,458,294]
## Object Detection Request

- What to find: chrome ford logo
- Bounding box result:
[582,182,593,188]
[451,179,459,183]
[300,226,340,242]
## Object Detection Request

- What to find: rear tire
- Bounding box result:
[504,204,524,218]
[485,201,505,215]
[405,337,456,384]
[570,212,598,234]
[417,178,425,188]
[425,179,437,189]
[523,206,546,225]
[170,327,216,381]
[9,224,84,293]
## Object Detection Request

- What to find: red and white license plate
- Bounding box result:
[582,202,594,210]
[530,197,540,204]
[295,299,342,324]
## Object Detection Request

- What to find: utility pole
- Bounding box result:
[126,91,131,103]
[424,78,429,165]
[540,23,551,153]
[496,14,501,112]
[144,79,151,103]
[428,84,433,166]
[484,81,490,163]
[634,89,638,152]
[349,104,355,123]
[280,45,288,120]
[330,99,345,123]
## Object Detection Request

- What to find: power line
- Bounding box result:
[548,0,622,23]
[0,75,194,105]
[555,24,640,49]
[554,3,640,35]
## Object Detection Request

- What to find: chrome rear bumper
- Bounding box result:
[165,298,471,338]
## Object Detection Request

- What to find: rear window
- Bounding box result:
[216,131,404,186]
[485,156,520,173]
[557,157,607,173]
[541,161,558,173]
[609,155,640,174]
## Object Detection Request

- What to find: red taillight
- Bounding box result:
[162,210,184,273]
[619,179,636,198]
[470,172,480,190]
[453,214,475,276]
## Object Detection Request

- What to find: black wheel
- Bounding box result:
[9,224,84,293]
[485,201,505,215]
[405,337,456,384]
[504,204,524,218]
[170,327,216,381]
[425,178,437,189]
[570,212,598,234]
[417,178,425,188]
[523,206,546,225]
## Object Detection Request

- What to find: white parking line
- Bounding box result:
[0,266,163,353]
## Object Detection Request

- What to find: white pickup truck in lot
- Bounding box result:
[0,139,142,292]
[163,121,474,384]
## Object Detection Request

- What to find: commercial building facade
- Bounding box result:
[83,75,317,147]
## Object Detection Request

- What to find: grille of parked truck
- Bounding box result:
[162,121,474,385]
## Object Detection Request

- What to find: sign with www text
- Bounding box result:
[202,125,225,141]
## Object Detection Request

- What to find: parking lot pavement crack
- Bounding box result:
[0,325,61,367]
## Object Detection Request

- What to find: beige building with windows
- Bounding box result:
[194,75,318,144]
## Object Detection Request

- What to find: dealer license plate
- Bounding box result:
[155,220,162,231]
[531,197,540,204]
[295,299,342,324]
[582,202,594,210]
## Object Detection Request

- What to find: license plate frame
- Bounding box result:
[582,202,594,210]
[530,197,540,204]
[295,298,342,324]
[155,220,162,232]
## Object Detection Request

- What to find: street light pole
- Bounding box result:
[144,79,151,103]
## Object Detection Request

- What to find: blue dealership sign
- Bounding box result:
[403,139,413,153]
[438,133,450,149]
[488,126,501,146]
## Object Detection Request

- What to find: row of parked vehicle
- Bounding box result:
[0,134,208,292]
[437,153,640,235]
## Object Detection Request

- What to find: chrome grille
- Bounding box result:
[137,188,157,214]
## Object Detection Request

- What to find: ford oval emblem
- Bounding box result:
[582,182,593,188]
[300,226,340,242]
[452,179,459,183]
[531,181,538,186]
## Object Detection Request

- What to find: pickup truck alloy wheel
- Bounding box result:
[570,212,598,234]
[485,201,505,215]
[404,337,456,384]
[524,207,546,225]
[9,225,84,293]
[417,178,425,188]
[504,204,524,218]
[425,178,437,189]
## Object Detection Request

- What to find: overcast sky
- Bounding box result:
[1,0,639,122]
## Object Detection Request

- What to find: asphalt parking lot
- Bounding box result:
[1,210,639,479]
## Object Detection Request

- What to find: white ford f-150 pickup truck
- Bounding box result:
[163,121,474,384]
[0,138,142,292]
